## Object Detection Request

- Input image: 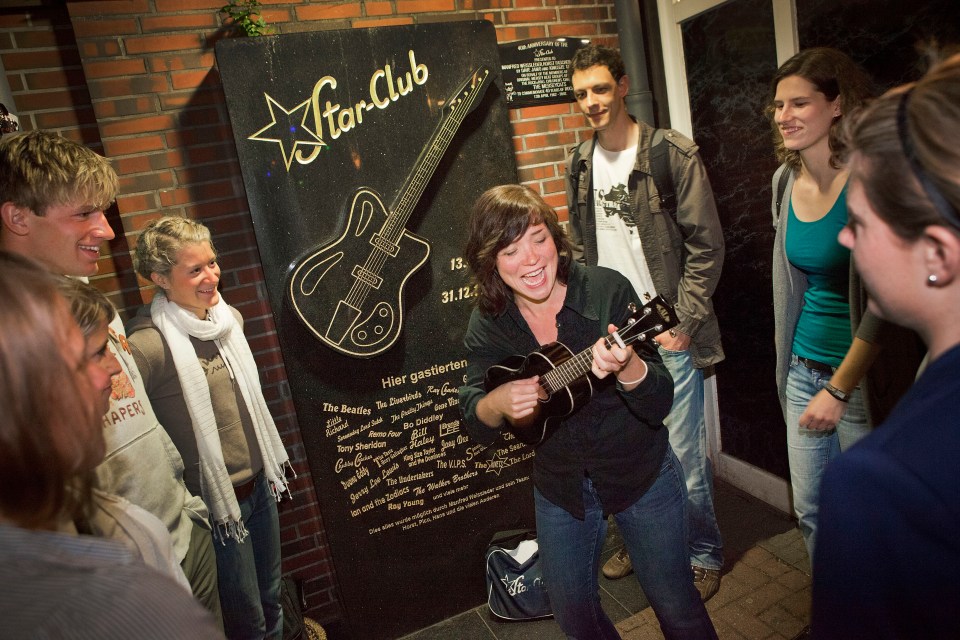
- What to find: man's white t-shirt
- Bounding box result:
[592,142,658,303]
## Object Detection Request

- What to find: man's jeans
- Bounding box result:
[214,471,283,640]
[785,353,869,560]
[535,451,717,640]
[660,347,724,571]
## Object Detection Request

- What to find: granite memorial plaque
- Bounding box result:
[499,37,588,107]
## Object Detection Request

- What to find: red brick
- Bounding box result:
[159,180,236,206]
[463,0,511,8]
[6,75,24,92]
[140,13,220,33]
[63,126,106,148]
[147,52,216,72]
[116,193,160,215]
[563,114,589,130]
[72,18,140,39]
[68,0,151,17]
[495,25,547,41]
[505,9,557,24]
[16,89,91,111]
[93,96,159,119]
[174,160,241,185]
[100,114,177,138]
[113,150,186,176]
[83,58,147,79]
[3,49,81,71]
[518,164,558,182]
[118,170,176,194]
[102,134,166,157]
[0,15,26,29]
[171,68,220,91]
[121,211,164,232]
[155,0,223,11]
[558,6,608,22]
[542,191,566,210]
[80,40,123,58]
[87,74,169,99]
[524,130,578,149]
[168,89,225,112]
[518,102,573,118]
[24,68,87,90]
[542,176,568,195]
[123,33,205,55]
[365,2,394,16]
[35,107,97,129]
[395,0,456,13]
[11,29,65,49]
[517,147,565,165]
[295,3,363,20]
[511,118,562,136]
[550,23,605,38]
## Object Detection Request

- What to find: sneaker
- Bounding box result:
[691,565,720,601]
[602,547,633,579]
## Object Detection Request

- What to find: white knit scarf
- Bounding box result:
[151,292,293,543]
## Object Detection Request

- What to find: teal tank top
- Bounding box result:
[786,186,851,367]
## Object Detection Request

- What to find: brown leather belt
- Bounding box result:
[798,356,834,374]
[234,472,261,501]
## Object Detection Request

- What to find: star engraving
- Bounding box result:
[248,94,325,171]
[485,449,508,477]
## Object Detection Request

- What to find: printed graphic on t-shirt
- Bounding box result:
[598,183,635,228]
[108,327,135,400]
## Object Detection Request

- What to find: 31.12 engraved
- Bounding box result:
[441,284,478,304]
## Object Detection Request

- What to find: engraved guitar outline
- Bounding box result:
[287,67,492,358]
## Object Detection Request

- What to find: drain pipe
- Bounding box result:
[614,0,656,125]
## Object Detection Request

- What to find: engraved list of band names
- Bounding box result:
[325,359,532,536]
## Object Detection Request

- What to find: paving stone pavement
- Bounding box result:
[616,530,811,640]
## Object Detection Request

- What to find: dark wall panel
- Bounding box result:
[682,0,785,477]
[217,22,532,640]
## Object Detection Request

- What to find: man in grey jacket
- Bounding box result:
[0,130,222,626]
[567,44,726,601]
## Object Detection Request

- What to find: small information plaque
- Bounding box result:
[499,38,589,107]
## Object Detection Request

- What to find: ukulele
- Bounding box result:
[484,296,678,446]
[287,66,492,358]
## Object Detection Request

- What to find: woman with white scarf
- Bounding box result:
[127,216,292,640]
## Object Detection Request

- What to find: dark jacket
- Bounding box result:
[459,262,674,518]
[566,123,725,369]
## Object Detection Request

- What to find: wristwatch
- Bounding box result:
[823,382,851,403]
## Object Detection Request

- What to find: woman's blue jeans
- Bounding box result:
[785,354,869,560]
[534,450,718,640]
[214,471,283,640]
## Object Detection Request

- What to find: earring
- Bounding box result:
[928,274,938,285]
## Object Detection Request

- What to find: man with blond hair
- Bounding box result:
[0,130,222,626]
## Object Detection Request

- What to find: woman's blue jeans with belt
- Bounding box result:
[214,471,283,640]
[785,354,869,561]
[534,450,718,640]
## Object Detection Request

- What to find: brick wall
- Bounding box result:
[1,0,621,626]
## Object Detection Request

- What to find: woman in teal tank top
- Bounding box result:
[768,48,879,562]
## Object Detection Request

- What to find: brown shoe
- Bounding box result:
[602,547,633,579]
[692,565,720,601]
